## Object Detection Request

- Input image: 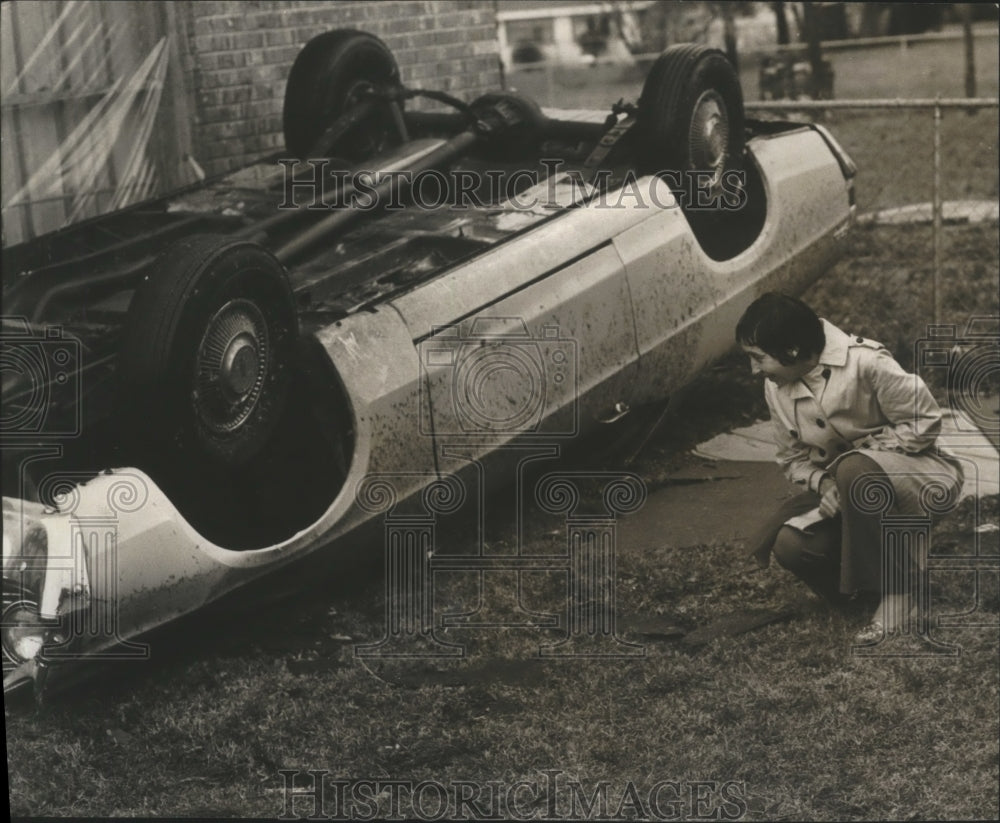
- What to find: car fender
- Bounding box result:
[615,128,853,401]
[1,305,436,651]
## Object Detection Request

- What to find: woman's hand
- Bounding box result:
[818,475,840,518]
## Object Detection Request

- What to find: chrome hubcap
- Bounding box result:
[688,89,729,186]
[221,334,259,397]
[194,299,269,434]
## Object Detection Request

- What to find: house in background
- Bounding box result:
[496,1,789,70]
[1,0,501,246]
[496,1,652,68]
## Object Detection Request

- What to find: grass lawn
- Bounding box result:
[6,29,999,823]
[6,218,998,823]
[6,335,998,821]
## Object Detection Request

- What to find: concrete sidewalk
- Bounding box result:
[619,460,794,551]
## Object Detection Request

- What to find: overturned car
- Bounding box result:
[1,31,856,695]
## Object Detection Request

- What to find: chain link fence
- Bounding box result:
[507,55,998,381]
[744,98,998,417]
[747,99,998,313]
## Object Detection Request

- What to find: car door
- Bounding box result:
[390,199,647,468]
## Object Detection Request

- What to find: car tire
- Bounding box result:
[638,44,744,190]
[283,29,402,160]
[118,235,298,468]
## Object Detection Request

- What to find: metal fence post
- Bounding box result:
[933,97,942,327]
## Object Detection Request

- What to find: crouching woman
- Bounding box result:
[736,293,964,641]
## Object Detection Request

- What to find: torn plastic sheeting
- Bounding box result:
[2,6,169,232]
[7,38,168,216]
[3,0,83,95]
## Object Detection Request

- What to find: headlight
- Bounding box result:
[3,603,46,663]
[2,584,57,672]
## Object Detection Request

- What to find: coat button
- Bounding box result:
[816,418,826,428]
[790,429,798,438]
[821,368,831,380]
[856,336,864,343]
[818,448,826,457]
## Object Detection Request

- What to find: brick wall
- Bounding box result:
[179,0,501,176]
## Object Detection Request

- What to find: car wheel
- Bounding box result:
[118,235,298,468]
[283,29,402,160]
[638,44,744,192]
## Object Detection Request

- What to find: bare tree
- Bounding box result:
[960,3,976,99]
[720,2,738,69]
[858,3,885,38]
[704,2,739,68]
[772,1,790,45]
[800,2,831,99]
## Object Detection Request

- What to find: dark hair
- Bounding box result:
[735,292,825,365]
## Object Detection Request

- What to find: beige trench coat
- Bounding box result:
[764,319,965,516]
